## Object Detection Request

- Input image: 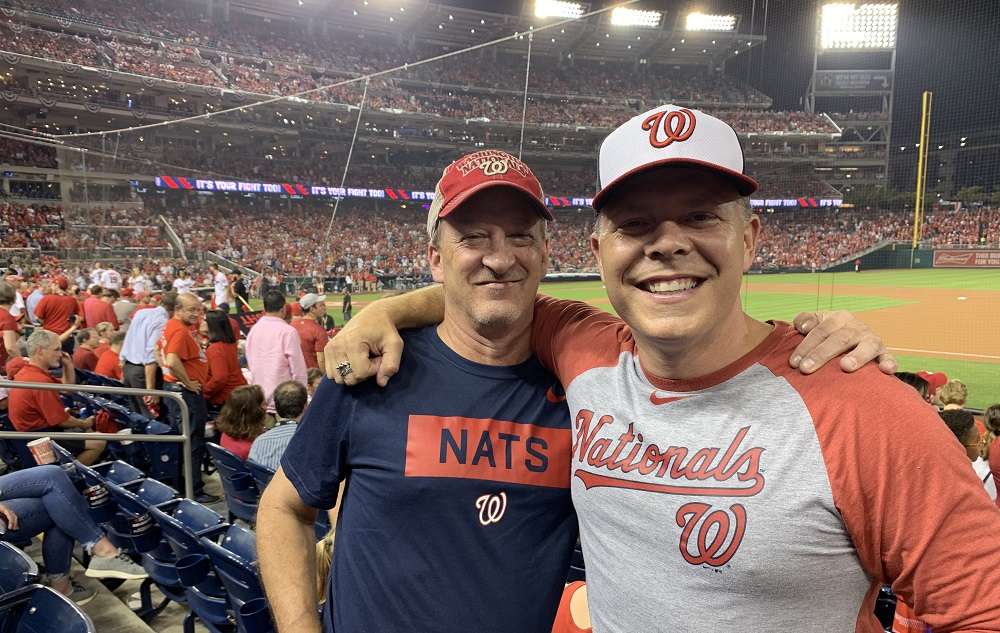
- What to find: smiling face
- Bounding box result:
[429,187,549,338]
[592,166,760,352]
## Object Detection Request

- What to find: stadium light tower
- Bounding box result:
[534,0,585,19]
[685,12,737,32]
[807,2,898,193]
[610,7,662,28]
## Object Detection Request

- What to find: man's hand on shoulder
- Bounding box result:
[790,310,897,375]
[324,304,404,387]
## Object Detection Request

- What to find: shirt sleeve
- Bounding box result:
[285,328,308,384]
[530,294,631,387]
[785,364,1000,631]
[312,325,328,353]
[280,378,354,509]
[38,390,70,427]
[202,345,225,401]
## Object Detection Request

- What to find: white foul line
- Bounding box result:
[887,347,1000,361]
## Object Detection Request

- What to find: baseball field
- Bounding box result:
[302,269,998,409]
[536,269,1000,410]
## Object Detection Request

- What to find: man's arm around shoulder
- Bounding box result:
[257,467,322,633]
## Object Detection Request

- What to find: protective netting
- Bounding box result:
[0,0,996,406]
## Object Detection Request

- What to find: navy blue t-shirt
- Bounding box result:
[281,326,578,633]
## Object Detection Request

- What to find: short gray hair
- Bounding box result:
[26,329,59,356]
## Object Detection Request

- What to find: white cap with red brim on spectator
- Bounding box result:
[592,104,759,210]
[426,149,553,237]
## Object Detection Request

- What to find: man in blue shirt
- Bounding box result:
[120,291,175,416]
[257,151,577,633]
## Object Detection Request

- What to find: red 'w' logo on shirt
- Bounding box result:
[572,409,764,567]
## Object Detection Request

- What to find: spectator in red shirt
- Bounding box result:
[291,293,329,370]
[0,281,22,371]
[93,332,125,382]
[33,278,80,351]
[71,330,99,372]
[214,384,267,460]
[203,310,247,406]
[159,292,215,502]
[83,286,119,330]
[92,322,115,359]
[9,329,105,465]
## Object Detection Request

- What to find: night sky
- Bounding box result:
[450,1,1000,187]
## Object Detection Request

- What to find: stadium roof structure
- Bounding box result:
[226,0,764,67]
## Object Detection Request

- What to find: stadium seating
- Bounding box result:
[0,584,96,633]
[206,443,260,524]
[0,544,39,595]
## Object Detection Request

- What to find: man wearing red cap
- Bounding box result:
[258,150,577,633]
[322,108,1000,630]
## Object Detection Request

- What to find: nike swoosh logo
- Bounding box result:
[649,393,691,406]
[546,385,567,404]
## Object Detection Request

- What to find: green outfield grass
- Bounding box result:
[743,269,1000,291]
[265,270,998,408]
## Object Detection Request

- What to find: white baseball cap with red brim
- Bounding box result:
[593,104,759,210]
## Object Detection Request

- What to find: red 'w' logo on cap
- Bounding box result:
[642,108,697,148]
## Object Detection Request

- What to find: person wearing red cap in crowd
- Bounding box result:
[322,106,1000,631]
[33,277,80,353]
[0,281,21,373]
[917,370,948,403]
[113,288,138,324]
[290,294,329,370]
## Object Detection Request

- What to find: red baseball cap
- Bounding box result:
[426,149,553,237]
[917,371,948,395]
[54,275,69,290]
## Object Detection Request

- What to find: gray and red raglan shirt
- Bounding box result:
[531,296,1000,633]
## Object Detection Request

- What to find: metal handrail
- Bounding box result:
[0,381,194,499]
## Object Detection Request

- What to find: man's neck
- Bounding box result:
[634,311,774,382]
[436,312,532,367]
[265,311,284,319]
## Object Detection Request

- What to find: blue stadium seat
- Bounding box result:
[200,525,265,613]
[93,460,146,486]
[207,443,259,524]
[0,543,39,594]
[0,584,96,633]
[242,460,326,538]
[245,460,274,493]
[146,500,233,631]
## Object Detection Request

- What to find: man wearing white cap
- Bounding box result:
[321,107,1000,630]
[290,293,329,370]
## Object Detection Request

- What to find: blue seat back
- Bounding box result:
[94,460,145,485]
[143,420,182,487]
[150,500,225,559]
[200,525,264,608]
[246,460,274,492]
[131,478,179,509]
[0,584,96,633]
[0,543,39,594]
[207,443,259,522]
